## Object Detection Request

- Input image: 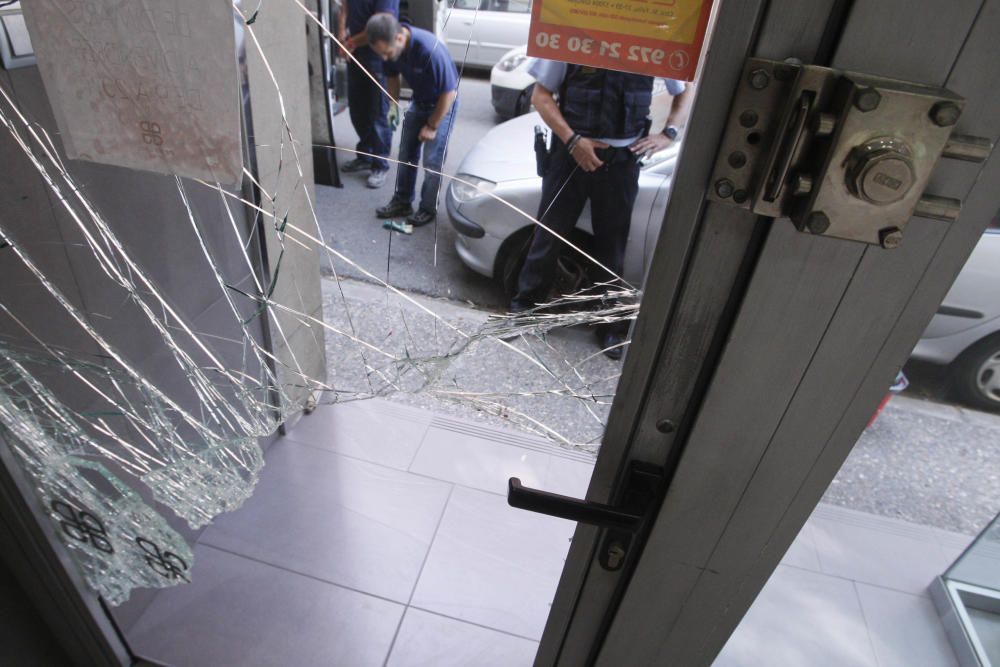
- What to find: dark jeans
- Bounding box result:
[346,47,391,171]
[515,137,640,318]
[393,99,459,214]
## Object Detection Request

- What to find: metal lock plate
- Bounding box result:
[708,58,965,246]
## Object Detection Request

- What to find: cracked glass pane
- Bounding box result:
[0,0,689,603]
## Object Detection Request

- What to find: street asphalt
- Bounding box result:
[316,69,508,311]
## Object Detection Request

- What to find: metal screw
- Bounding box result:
[792,173,814,195]
[656,419,675,434]
[728,151,747,168]
[878,226,904,249]
[605,543,627,570]
[806,211,830,234]
[749,68,770,90]
[854,87,881,112]
[739,110,758,128]
[733,189,749,204]
[929,101,961,127]
[715,178,735,198]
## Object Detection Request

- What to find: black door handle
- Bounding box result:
[507,462,665,572]
[508,478,642,531]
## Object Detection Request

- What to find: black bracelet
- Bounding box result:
[566,132,582,153]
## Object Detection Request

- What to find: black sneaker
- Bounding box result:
[596,329,627,360]
[376,199,414,219]
[407,209,436,227]
[341,158,371,173]
[508,299,533,314]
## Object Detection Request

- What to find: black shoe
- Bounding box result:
[508,299,533,314]
[407,209,436,227]
[376,199,414,219]
[596,329,627,360]
[341,158,371,173]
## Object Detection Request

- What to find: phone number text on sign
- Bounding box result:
[534,31,668,65]
[527,0,711,80]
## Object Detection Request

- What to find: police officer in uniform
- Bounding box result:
[510,60,693,359]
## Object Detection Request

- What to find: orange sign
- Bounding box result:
[527,0,713,81]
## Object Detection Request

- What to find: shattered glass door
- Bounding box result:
[0,0,692,612]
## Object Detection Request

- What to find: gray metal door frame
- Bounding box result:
[537,0,998,664]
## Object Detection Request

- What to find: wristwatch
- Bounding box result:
[663,125,679,140]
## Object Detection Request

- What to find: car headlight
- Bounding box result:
[497,54,527,72]
[451,175,497,203]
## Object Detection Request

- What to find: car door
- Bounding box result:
[438,0,484,67]
[920,222,1000,340]
[477,0,532,67]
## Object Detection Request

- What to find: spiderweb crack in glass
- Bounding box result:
[0,0,643,604]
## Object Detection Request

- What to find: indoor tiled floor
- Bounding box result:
[122,399,970,666]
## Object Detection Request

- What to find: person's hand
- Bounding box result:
[387,103,400,131]
[629,133,673,160]
[418,124,437,142]
[336,30,349,56]
[569,137,608,172]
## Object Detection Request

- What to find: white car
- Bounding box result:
[490,45,535,118]
[436,0,531,69]
[447,111,679,295]
[911,223,1000,412]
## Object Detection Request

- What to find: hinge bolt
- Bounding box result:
[715,178,735,198]
[748,68,770,90]
[805,211,830,234]
[879,226,904,249]
[854,87,881,112]
[929,101,961,127]
[739,110,759,127]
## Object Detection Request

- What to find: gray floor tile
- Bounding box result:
[854,583,959,667]
[780,522,822,572]
[409,426,550,495]
[410,486,575,640]
[199,440,452,602]
[129,544,403,667]
[811,516,952,596]
[283,399,432,470]
[715,565,878,667]
[543,456,595,499]
[386,608,539,667]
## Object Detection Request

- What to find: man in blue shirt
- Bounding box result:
[337,0,399,188]
[511,60,693,359]
[366,13,460,227]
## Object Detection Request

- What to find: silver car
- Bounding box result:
[446,111,679,296]
[447,116,1000,412]
[911,220,1000,411]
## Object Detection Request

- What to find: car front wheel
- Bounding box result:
[495,227,596,301]
[952,332,1000,413]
